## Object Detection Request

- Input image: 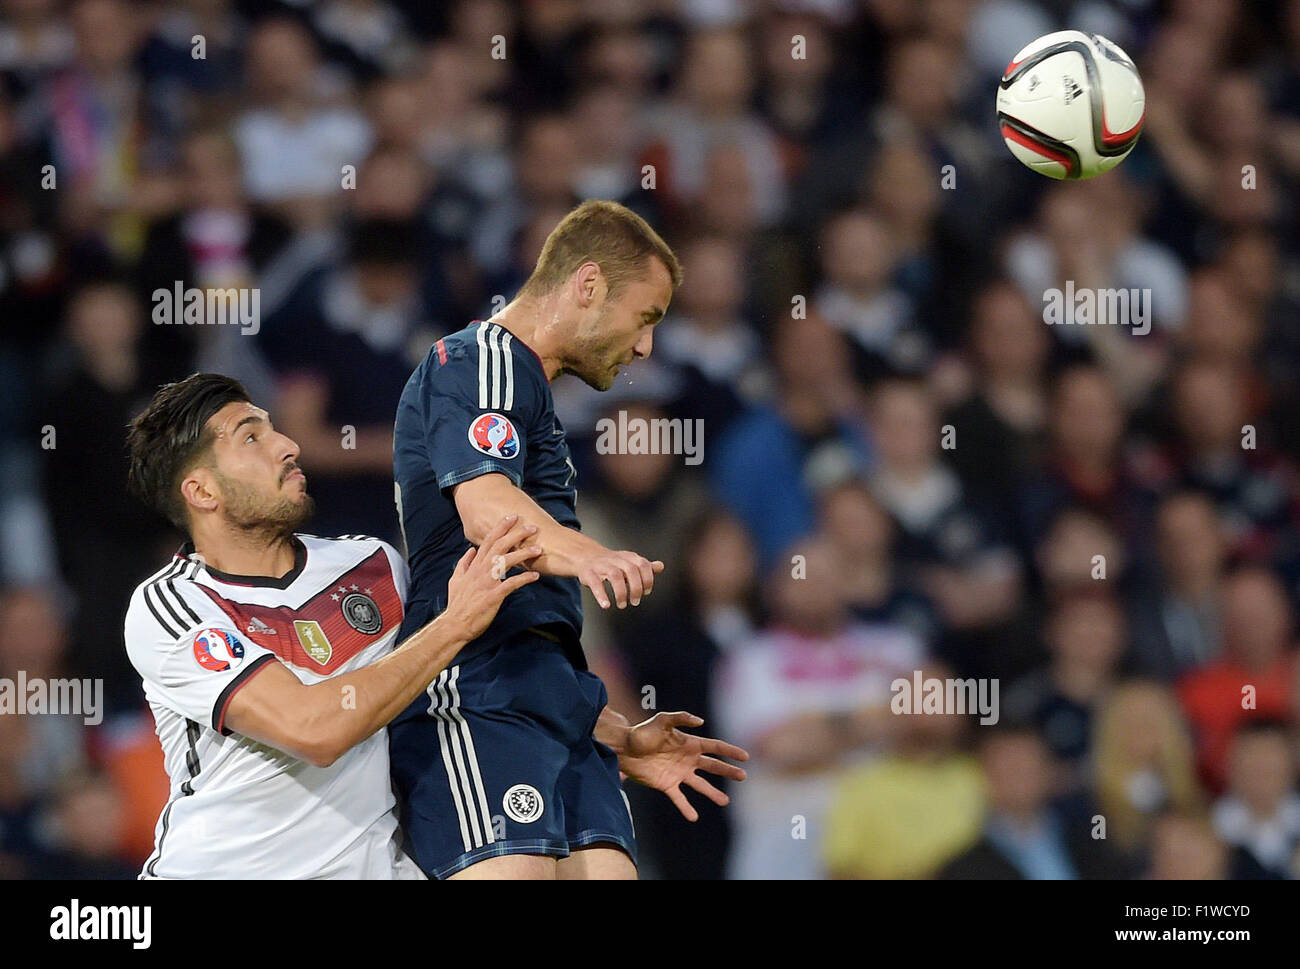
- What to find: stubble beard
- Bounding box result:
[567,303,621,392]
[215,469,316,543]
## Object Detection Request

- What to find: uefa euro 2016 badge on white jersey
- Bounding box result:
[468,413,520,459]
[193,629,245,673]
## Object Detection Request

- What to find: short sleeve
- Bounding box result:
[418,330,538,495]
[125,581,278,735]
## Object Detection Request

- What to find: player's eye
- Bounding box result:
[245,432,257,444]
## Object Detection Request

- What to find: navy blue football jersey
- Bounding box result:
[394,320,585,664]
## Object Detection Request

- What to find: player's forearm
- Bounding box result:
[456,477,600,576]
[300,614,471,764]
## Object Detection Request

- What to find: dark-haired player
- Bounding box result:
[124,373,541,878]
[390,199,749,880]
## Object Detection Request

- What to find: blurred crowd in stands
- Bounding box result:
[1,0,1299,879]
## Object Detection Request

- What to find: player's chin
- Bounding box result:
[580,368,618,392]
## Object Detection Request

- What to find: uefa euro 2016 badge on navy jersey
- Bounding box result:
[468,413,520,459]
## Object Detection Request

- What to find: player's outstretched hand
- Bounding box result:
[619,712,750,822]
[444,515,541,643]
[579,549,665,609]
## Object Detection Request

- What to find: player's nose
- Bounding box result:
[634,330,653,359]
[278,432,301,465]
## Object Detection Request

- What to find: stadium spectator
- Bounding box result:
[233,17,372,220]
[1128,490,1228,679]
[615,511,760,881]
[41,281,171,713]
[1146,811,1231,880]
[1017,364,1159,558]
[642,27,786,230]
[942,279,1051,516]
[1177,567,1297,792]
[33,769,137,879]
[1165,361,1298,564]
[136,126,293,381]
[814,207,929,382]
[715,537,922,879]
[939,723,1130,879]
[866,377,1021,676]
[816,477,939,648]
[656,234,767,435]
[1091,680,1203,863]
[1004,591,1127,783]
[260,217,432,543]
[823,665,984,879]
[1212,719,1300,878]
[711,312,870,567]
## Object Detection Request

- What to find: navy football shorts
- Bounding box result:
[388,629,636,879]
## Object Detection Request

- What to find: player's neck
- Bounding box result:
[489,299,566,382]
[191,528,299,581]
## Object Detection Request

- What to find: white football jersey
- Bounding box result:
[124,534,424,879]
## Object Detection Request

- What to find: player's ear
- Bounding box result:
[574,261,602,308]
[180,467,220,517]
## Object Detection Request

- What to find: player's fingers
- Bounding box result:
[696,755,747,782]
[666,785,698,822]
[487,520,537,558]
[493,545,543,575]
[660,711,704,729]
[583,572,611,609]
[603,570,629,609]
[452,545,477,575]
[650,560,665,574]
[477,514,520,549]
[630,554,656,598]
[499,571,540,595]
[700,737,751,762]
[684,773,730,807]
[619,560,644,607]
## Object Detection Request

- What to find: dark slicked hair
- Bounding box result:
[127,373,251,533]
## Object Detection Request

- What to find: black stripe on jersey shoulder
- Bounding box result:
[167,570,203,626]
[141,559,190,640]
[141,558,212,641]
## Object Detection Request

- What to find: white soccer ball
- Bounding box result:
[996,30,1145,180]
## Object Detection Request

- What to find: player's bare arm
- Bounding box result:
[224,515,540,766]
[594,706,751,822]
[452,472,664,609]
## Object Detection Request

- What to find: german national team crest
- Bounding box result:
[193,628,245,673]
[341,591,382,635]
[468,413,519,459]
[503,783,544,823]
[293,620,332,665]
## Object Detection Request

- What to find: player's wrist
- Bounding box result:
[431,611,474,651]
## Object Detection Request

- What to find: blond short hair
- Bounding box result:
[520,200,682,300]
